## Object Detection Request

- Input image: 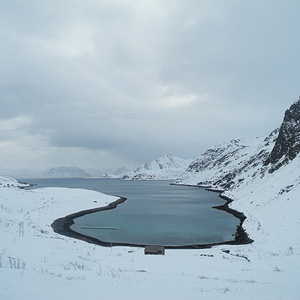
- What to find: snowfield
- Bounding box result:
[0,175,300,300]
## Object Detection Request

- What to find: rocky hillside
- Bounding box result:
[174,99,300,192]
[264,99,300,173]
[173,132,278,190]
[119,154,193,180]
[174,98,300,250]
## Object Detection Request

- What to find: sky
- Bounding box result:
[0,0,300,173]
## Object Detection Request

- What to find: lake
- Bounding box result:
[24,178,239,247]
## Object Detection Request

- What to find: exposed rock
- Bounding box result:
[264,99,300,172]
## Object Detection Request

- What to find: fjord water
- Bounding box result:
[26,178,239,247]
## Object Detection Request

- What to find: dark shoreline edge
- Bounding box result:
[51,187,253,250]
[214,194,253,245]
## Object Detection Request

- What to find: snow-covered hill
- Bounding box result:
[43,166,91,178]
[119,154,193,180]
[222,98,300,252]
[174,99,300,192]
[174,98,300,250]
[173,130,278,189]
[0,175,30,188]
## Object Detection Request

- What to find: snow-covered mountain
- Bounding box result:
[173,131,278,189]
[119,154,193,180]
[264,99,300,172]
[43,167,91,178]
[0,168,43,178]
[174,99,300,193]
[174,97,300,249]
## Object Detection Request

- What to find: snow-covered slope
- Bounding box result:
[224,99,300,243]
[119,154,193,180]
[175,99,299,192]
[174,98,300,249]
[0,175,30,188]
[1,170,299,300]
[173,135,272,188]
[43,166,91,178]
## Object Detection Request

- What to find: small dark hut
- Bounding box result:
[144,245,165,255]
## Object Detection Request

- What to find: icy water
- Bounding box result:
[24,178,239,247]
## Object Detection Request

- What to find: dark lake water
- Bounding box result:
[22,178,239,247]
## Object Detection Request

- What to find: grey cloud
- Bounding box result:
[0,0,299,171]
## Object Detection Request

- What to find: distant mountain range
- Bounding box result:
[43,167,91,178]
[118,154,193,180]
[0,166,132,179]
[0,167,98,179]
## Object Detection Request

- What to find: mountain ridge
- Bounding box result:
[118,154,193,180]
[43,166,91,178]
[174,99,300,192]
[173,97,300,247]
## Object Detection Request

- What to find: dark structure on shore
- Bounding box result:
[145,245,165,255]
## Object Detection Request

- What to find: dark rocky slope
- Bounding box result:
[264,99,300,173]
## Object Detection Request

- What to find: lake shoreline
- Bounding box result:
[51,189,252,249]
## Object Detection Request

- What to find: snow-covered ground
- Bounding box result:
[1,174,299,300]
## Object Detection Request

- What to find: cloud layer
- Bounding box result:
[1,0,300,171]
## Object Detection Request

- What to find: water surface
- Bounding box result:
[24,178,239,247]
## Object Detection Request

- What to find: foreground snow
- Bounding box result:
[0,176,299,300]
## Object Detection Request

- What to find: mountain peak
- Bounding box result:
[119,155,193,180]
[264,99,300,172]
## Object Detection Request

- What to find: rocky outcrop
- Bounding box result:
[264,99,300,172]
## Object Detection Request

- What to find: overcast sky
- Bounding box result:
[0,0,300,172]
